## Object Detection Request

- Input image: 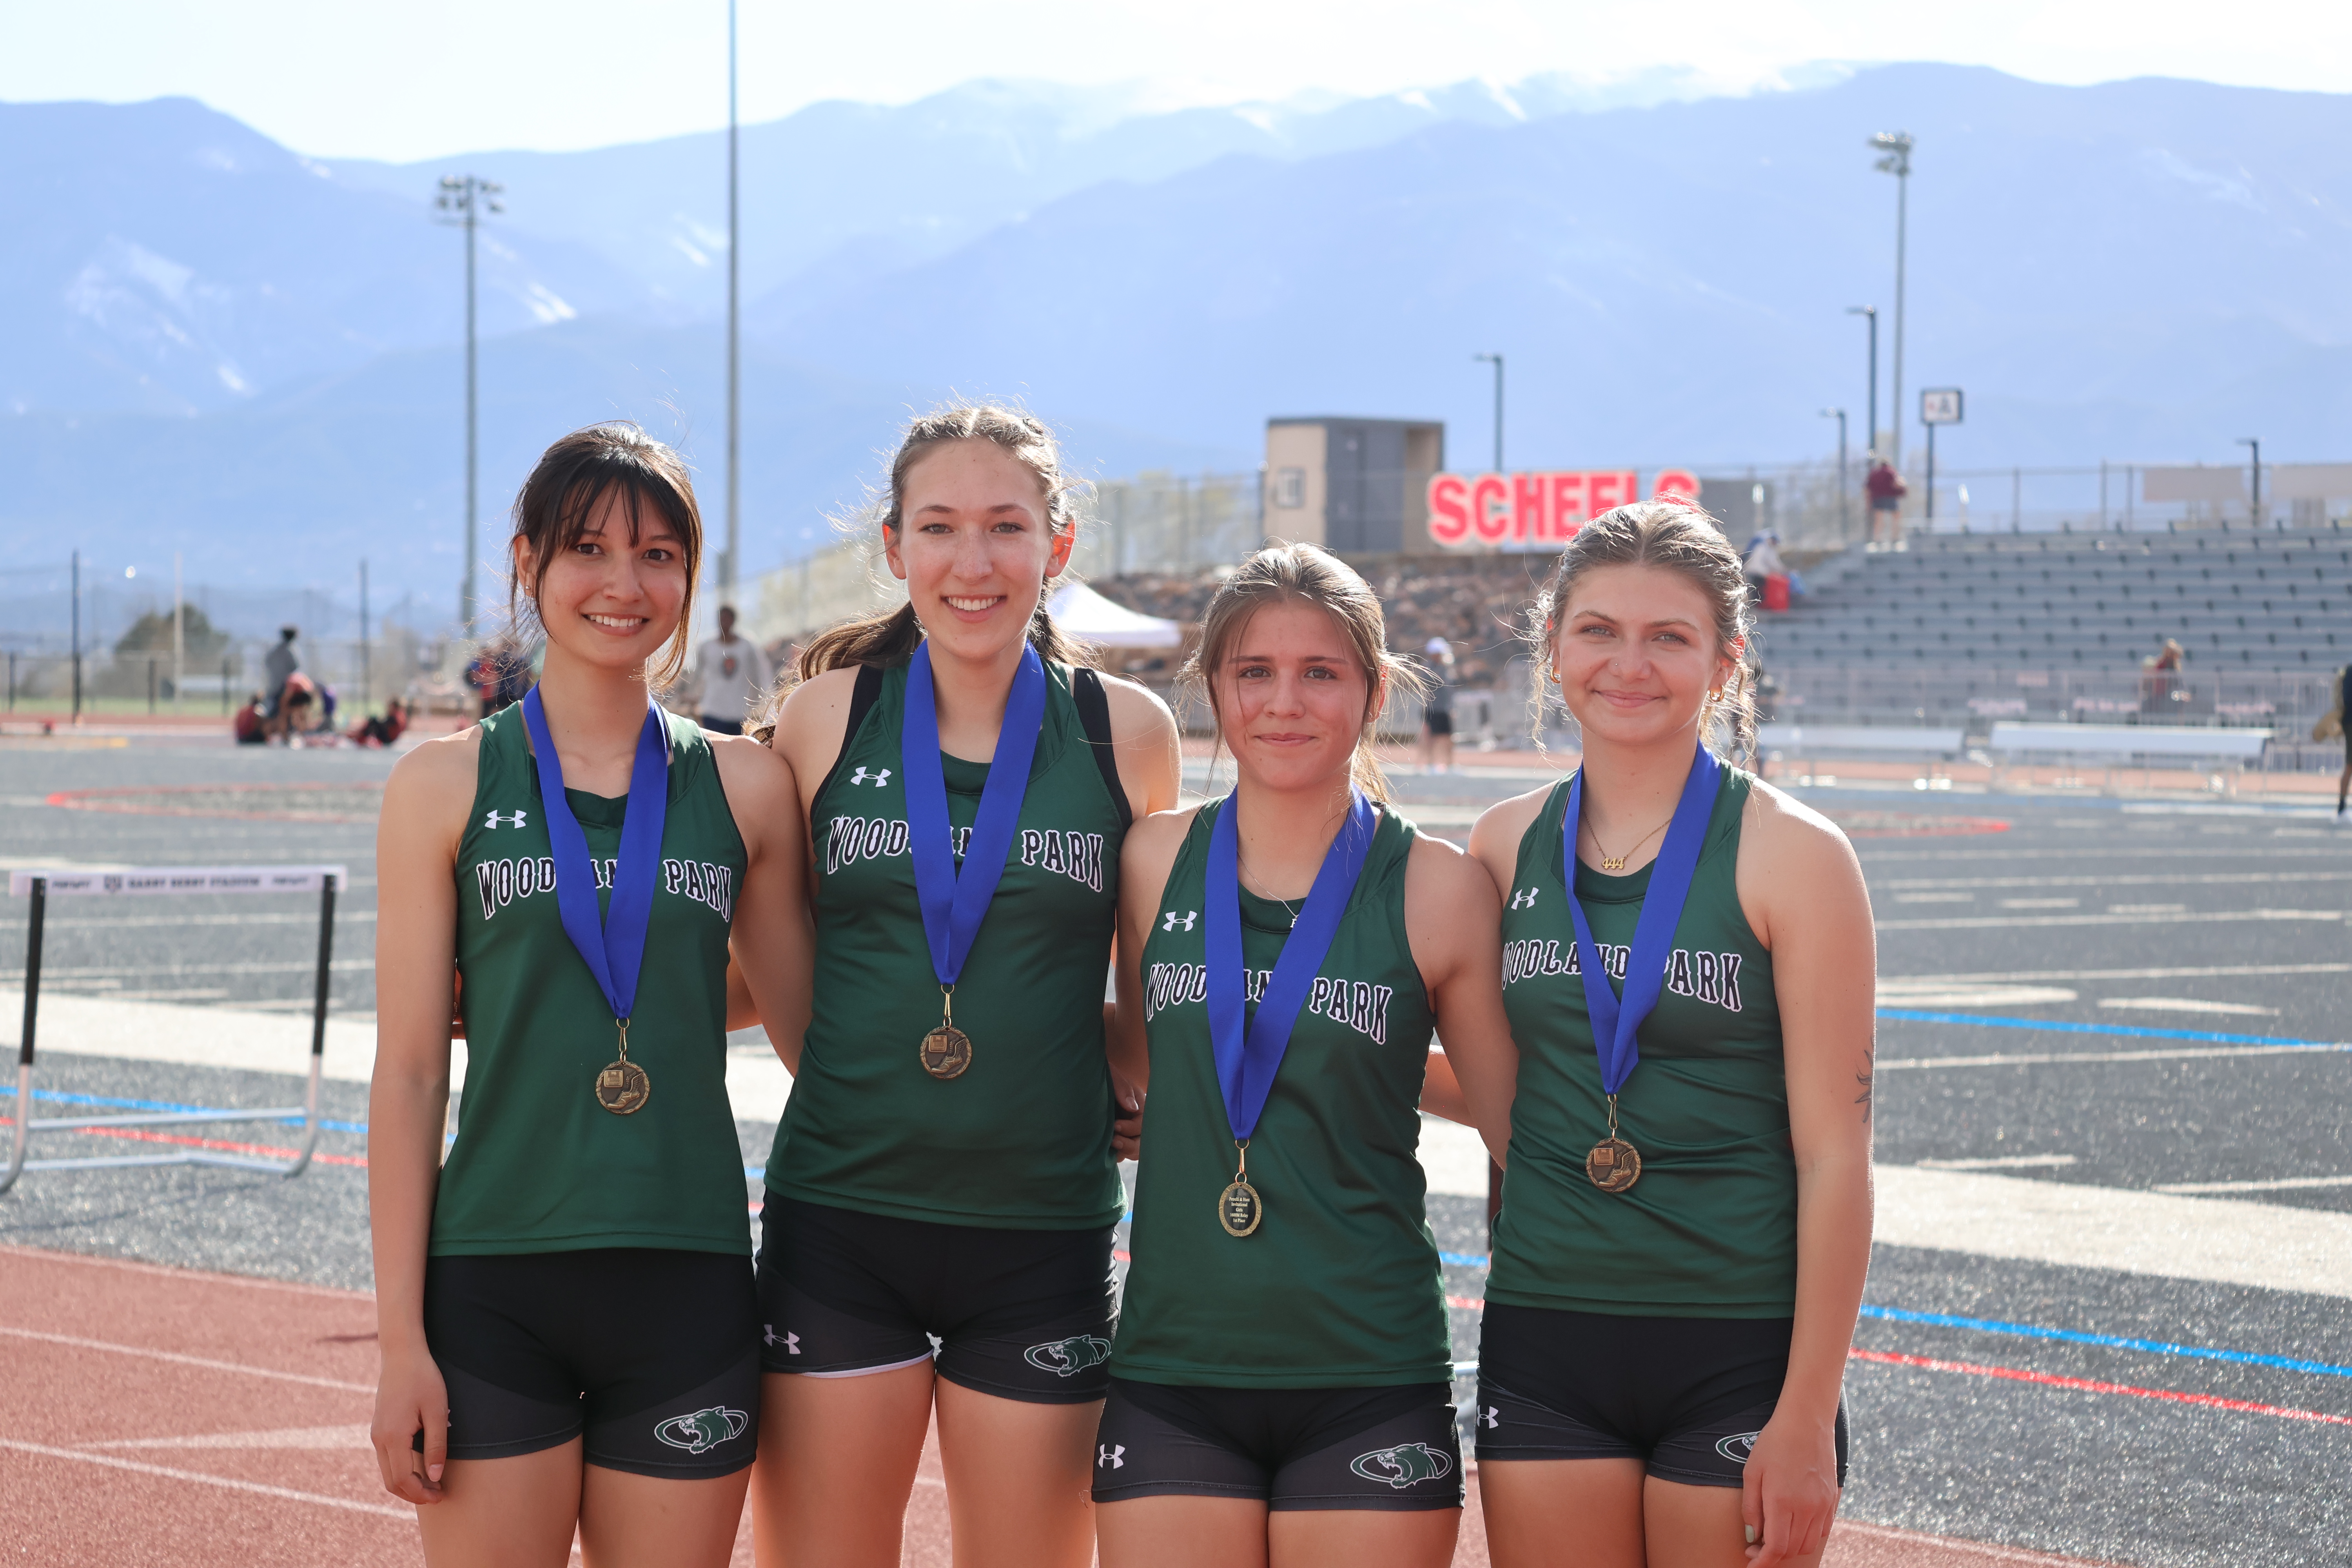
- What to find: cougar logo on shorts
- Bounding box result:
[1023,1334,1113,1377]
[1349,1441,1454,1489]
[653,1405,750,1455]
[1715,1431,1761,1466]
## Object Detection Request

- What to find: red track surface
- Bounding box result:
[0,1245,2125,1566]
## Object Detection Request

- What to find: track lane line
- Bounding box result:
[0,1326,374,1392]
[1849,1348,2352,1426]
[0,1242,369,1299]
[0,1439,410,1519]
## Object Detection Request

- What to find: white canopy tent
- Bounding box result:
[1047,582,1184,649]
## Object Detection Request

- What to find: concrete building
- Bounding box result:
[1264,417,1445,555]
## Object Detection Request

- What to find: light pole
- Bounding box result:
[1845,306,1878,459]
[436,174,504,641]
[1473,352,1504,472]
[2236,437,2262,527]
[1820,408,1849,537]
[1869,132,1913,470]
[723,0,741,602]
[70,549,80,722]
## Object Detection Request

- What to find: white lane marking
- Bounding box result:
[1874,984,2078,1009]
[0,1327,374,1392]
[2156,1174,2352,1195]
[1877,869,2352,890]
[1916,1155,2078,1171]
[1880,962,2351,984]
[1881,1042,2351,1069]
[88,1424,372,1450]
[1879,908,2342,932]
[1835,1519,2149,1566]
[1998,897,2080,910]
[2105,903,2187,915]
[19,959,376,979]
[1893,892,1975,904]
[0,1242,368,1300]
[0,989,394,1087]
[2098,997,2279,1017]
[1876,1166,2352,1300]
[0,1439,408,1519]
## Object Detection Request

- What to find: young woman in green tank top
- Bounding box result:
[737,406,1182,1568]
[1466,502,1876,1568]
[1097,544,1519,1568]
[368,424,813,1566]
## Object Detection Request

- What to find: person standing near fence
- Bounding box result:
[264,625,301,716]
[695,604,768,735]
[368,422,813,1567]
[1864,461,1905,545]
[741,404,1181,1568]
[1466,502,1875,1568]
[1094,544,1518,1568]
[1419,637,1457,775]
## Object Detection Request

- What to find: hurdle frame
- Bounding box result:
[3,864,344,1194]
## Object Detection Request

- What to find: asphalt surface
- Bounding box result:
[4,737,2350,1565]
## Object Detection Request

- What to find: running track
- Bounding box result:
[0,1246,2123,1566]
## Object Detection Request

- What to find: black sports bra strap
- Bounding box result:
[1072,667,1133,833]
[813,662,888,807]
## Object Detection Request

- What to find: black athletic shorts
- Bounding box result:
[754,1193,1117,1404]
[419,1249,760,1479]
[1474,1304,1849,1489]
[1092,1378,1462,1512]
[1424,710,1454,737]
[699,715,744,736]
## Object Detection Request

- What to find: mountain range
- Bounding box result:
[2,64,2347,637]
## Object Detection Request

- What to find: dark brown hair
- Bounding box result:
[791,403,1088,683]
[1181,541,1423,803]
[507,423,702,689]
[1528,499,1757,757]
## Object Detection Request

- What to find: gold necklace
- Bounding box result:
[1584,813,1671,873]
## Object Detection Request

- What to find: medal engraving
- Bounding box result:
[1585,1137,1641,1193]
[596,1058,651,1114]
[920,1024,973,1080]
[1218,1180,1262,1237]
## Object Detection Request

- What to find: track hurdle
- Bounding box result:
[3,864,345,1194]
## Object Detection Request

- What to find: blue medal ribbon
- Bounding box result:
[901,641,1049,991]
[520,686,671,1025]
[1560,744,1723,1100]
[1205,790,1378,1146]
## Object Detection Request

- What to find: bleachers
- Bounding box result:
[1759,524,2352,670]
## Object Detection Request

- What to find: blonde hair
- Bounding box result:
[1181,542,1423,802]
[1528,499,1758,758]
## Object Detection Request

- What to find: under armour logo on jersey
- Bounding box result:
[1098,1445,1125,1470]
[761,1324,801,1356]
[848,766,892,788]
[1162,910,1198,932]
[1509,887,1539,910]
[1481,1406,1499,1429]
[483,809,528,830]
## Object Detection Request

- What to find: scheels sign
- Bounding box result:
[1425,469,1700,549]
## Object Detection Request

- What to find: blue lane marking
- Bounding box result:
[27,1087,367,1134]
[1860,1304,2352,1381]
[1877,1010,2350,1050]
[1440,1250,1490,1269]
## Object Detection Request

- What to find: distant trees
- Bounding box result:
[113,607,231,662]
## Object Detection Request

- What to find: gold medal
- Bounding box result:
[919,987,972,1080]
[1217,1141,1263,1236]
[1584,1094,1638,1192]
[595,1020,651,1115]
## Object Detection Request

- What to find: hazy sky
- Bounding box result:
[11,0,2351,160]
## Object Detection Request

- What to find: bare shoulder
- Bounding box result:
[383,724,481,810]
[771,665,864,775]
[1740,773,1860,873]
[1098,672,1178,741]
[1467,780,1555,862]
[1403,826,1490,899]
[1124,801,1200,868]
[706,728,795,807]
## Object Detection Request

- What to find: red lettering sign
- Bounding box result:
[1470,475,1510,542]
[1512,473,1548,542]
[1426,474,1470,544]
[1423,469,1700,549]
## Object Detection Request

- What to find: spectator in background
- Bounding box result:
[1421,635,1458,773]
[234,693,266,745]
[1865,460,1906,544]
[2328,663,2349,824]
[692,604,768,735]
[2143,637,2188,716]
[263,626,301,718]
[466,635,529,719]
[350,696,410,749]
[1743,528,1786,592]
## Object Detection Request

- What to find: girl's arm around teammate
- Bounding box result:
[1735,783,1876,1568]
[1101,679,1184,1149]
[1110,801,1196,1106]
[1401,833,1517,1168]
[367,730,478,1505]
[708,731,812,1073]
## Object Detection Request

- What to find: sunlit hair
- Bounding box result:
[1181,541,1424,804]
[507,423,701,690]
[1527,499,1757,758]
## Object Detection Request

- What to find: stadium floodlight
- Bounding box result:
[2236,437,2262,527]
[1845,307,1878,458]
[1869,132,1914,470]
[436,174,506,642]
[723,0,741,601]
[1472,353,1504,473]
[1820,408,1849,536]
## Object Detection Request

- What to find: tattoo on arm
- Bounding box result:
[1855,1049,1875,1122]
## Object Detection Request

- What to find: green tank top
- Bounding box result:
[432,704,750,1257]
[1113,798,1450,1388]
[1487,764,1794,1316]
[764,659,1127,1229]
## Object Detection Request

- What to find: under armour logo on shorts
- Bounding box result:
[1481,1406,1500,1428]
[762,1324,801,1355]
[483,809,528,830]
[848,767,891,788]
[1509,887,1539,910]
[1162,910,1198,932]
[1098,1444,1125,1469]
